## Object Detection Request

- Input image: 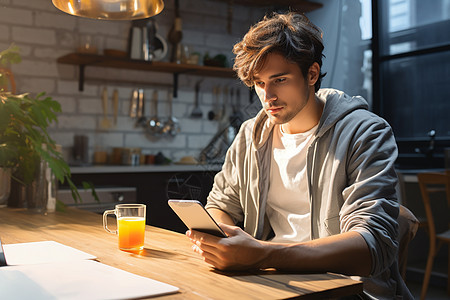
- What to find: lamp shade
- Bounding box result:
[52,0,164,20]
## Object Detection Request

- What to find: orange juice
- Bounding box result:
[117,216,145,250]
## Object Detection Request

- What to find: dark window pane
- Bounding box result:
[380,0,450,55]
[381,51,450,140]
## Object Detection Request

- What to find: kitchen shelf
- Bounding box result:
[57,53,236,96]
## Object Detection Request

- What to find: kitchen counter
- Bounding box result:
[65,164,221,233]
[70,164,223,174]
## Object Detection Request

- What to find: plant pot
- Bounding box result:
[8,159,48,212]
[0,168,11,207]
[8,180,27,208]
[26,177,48,213]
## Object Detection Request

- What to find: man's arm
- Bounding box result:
[263,230,372,276]
[207,208,235,226]
[187,224,372,276]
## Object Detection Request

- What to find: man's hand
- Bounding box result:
[187,225,372,276]
[186,224,270,271]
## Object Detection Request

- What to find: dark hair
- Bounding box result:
[233,12,326,92]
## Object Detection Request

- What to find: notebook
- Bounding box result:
[0,241,179,300]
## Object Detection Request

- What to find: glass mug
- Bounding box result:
[103,204,146,251]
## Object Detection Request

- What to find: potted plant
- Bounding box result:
[0,44,88,209]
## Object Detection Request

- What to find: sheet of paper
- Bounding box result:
[3,241,96,265]
[0,259,179,300]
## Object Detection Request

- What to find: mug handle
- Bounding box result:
[103,209,117,234]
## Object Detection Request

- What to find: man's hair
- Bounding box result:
[233,12,326,92]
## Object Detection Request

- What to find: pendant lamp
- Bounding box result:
[52,0,164,20]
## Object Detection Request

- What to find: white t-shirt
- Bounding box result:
[266,124,318,243]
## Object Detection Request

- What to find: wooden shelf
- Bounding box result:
[57,53,236,95]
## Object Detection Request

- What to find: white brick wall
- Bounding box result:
[12,27,57,45]
[1,1,266,164]
[0,7,32,25]
[0,24,9,41]
[34,11,77,30]
[19,77,56,94]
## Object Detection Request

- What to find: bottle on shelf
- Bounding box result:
[168,0,182,63]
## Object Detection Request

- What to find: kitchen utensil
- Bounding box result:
[77,34,98,54]
[142,26,149,61]
[218,86,229,131]
[73,135,89,165]
[152,34,168,61]
[161,89,180,136]
[93,150,108,165]
[207,86,220,121]
[168,0,182,63]
[226,88,237,142]
[229,88,244,137]
[130,19,168,62]
[191,80,203,118]
[199,86,237,164]
[146,90,163,135]
[229,87,235,116]
[230,88,243,125]
[129,89,138,118]
[145,19,157,61]
[129,26,142,59]
[100,87,112,129]
[135,89,147,127]
[122,148,142,166]
[112,89,119,126]
[111,147,124,165]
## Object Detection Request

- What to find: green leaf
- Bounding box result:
[0,44,22,66]
[82,181,99,203]
[0,45,92,204]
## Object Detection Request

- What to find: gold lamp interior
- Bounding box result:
[52,0,164,20]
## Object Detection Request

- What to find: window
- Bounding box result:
[373,0,450,168]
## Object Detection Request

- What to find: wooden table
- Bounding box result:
[0,207,363,299]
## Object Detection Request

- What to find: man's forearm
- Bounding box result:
[262,231,372,276]
[207,208,235,226]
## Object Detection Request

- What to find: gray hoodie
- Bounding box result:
[206,88,413,299]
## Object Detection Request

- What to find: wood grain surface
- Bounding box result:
[0,207,362,299]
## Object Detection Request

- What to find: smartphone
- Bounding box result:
[168,200,227,238]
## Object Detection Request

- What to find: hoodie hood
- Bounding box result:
[315,88,369,137]
[251,88,369,148]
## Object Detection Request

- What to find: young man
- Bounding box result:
[187,12,412,299]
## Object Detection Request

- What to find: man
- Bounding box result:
[187,12,412,299]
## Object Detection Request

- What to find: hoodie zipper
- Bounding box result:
[308,138,319,239]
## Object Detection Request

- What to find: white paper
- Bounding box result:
[3,241,96,265]
[0,260,179,300]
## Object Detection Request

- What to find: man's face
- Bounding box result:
[253,52,313,130]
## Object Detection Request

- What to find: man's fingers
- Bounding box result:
[187,230,221,246]
[192,244,223,268]
[217,223,238,235]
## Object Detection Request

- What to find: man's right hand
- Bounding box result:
[187,223,271,271]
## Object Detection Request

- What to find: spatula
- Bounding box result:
[100,87,112,129]
[112,89,119,126]
[191,80,203,118]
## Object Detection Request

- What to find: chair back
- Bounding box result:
[417,172,450,241]
[397,205,419,279]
